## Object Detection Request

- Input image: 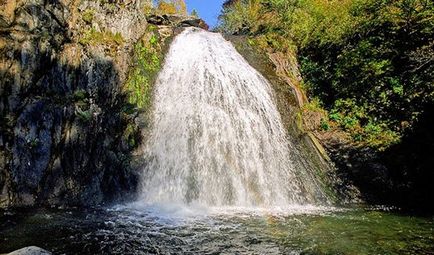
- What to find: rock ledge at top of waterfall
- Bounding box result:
[146,14,209,30]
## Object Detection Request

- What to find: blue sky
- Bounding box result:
[185,0,226,28]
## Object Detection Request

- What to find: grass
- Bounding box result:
[79,28,124,47]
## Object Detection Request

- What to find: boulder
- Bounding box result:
[180,19,209,30]
[146,14,170,25]
[7,246,51,255]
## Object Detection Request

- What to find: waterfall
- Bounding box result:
[140,28,328,207]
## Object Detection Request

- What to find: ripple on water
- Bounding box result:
[0,204,433,255]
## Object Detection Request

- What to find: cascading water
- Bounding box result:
[140,27,328,207]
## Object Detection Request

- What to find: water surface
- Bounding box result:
[1,204,432,254]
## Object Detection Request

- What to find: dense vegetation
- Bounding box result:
[124,26,162,111]
[220,0,433,151]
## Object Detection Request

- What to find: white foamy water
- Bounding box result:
[140,28,329,207]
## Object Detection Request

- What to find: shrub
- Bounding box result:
[82,9,95,24]
[75,106,93,122]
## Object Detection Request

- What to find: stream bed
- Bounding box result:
[1,204,433,254]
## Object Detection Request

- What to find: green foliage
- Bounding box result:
[328,98,400,149]
[73,89,88,101]
[320,118,330,131]
[27,138,40,149]
[299,0,433,149]
[219,0,277,34]
[79,28,124,47]
[143,2,153,15]
[125,31,162,110]
[82,9,95,24]
[123,123,138,148]
[220,0,434,150]
[149,34,158,45]
[303,97,324,112]
[75,106,93,122]
[72,89,93,123]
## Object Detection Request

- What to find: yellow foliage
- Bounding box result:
[157,0,187,15]
[143,1,153,15]
[290,0,363,47]
[220,0,262,33]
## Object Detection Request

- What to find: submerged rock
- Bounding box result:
[7,246,51,255]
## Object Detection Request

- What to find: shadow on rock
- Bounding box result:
[0,0,143,208]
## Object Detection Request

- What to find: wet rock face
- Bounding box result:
[0,0,156,207]
[12,101,60,205]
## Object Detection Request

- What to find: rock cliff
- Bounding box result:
[0,0,206,207]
